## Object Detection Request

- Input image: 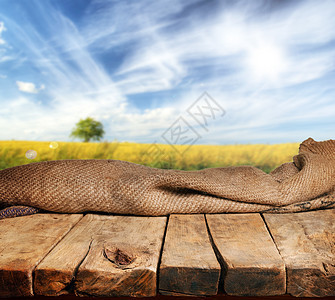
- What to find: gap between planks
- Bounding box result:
[0,214,83,298]
[263,209,335,297]
[205,213,286,296]
[158,214,220,296]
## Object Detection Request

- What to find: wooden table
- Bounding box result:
[0,209,334,298]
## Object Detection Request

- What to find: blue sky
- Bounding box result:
[0,0,334,145]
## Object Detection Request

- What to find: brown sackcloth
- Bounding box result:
[0,137,335,218]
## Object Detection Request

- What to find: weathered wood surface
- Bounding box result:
[159,214,220,296]
[0,214,82,298]
[74,215,167,297]
[34,214,97,296]
[264,209,335,297]
[1,209,334,298]
[206,214,286,296]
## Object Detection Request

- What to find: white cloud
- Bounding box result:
[16,81,44,94]
[0,21,6,45]
[0,55,12,63]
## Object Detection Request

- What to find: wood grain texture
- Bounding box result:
[0,214,82,297]
[74,215,167,297]
[264,209,335,297]
[206,213,285,296]
[34,214,98,296]
[159,214,220,296]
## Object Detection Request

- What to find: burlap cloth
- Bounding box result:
[0,138,335,218]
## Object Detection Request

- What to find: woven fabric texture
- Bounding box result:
[0,137,334,217]
[0,206,40,219]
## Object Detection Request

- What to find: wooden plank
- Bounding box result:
[206,213,286,296]
[263,209,335,297]
[159,214,220,296]
[34,214,98,296]
[0,213,82,297]
[74,215,167,297]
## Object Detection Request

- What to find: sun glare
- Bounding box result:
[246,43,287,82]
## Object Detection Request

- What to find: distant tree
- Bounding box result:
[70,117,105,142]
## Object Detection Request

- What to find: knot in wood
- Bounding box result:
[103,246,135,267]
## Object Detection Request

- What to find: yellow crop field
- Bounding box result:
[0,140,300,173]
